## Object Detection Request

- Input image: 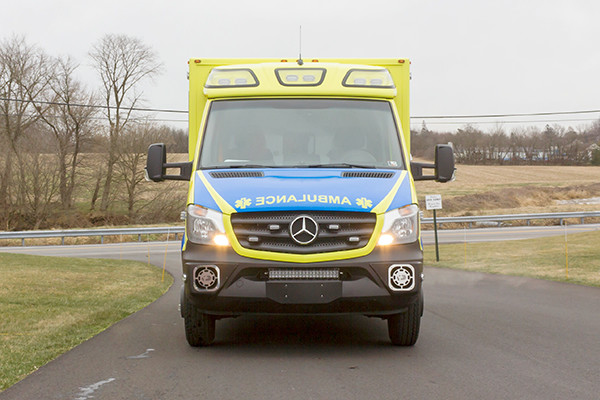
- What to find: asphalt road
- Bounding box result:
[1,230,600,399]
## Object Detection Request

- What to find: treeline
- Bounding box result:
[0,35,187,231]
[412,122,600,165]
[4,34,600,231]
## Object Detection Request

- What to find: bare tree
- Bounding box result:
[36,56,97,209]
[89,34,161,212]
[16,126,61,229]
[116,121,160,219]
[488,126,510,164]
[0,36,54,228]
[453,125,485,163]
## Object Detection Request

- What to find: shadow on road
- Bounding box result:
[201,315,402,351]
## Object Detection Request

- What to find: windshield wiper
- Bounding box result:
[306,163,377,169]
[202,163,380,170]
[203,164,276,169]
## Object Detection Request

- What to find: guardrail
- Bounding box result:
[420,211,600,227]
[0,226,185,247]
[1,211,599,246]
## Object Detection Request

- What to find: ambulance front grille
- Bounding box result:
[230,211,376,254]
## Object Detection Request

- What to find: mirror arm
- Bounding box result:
[163,161,193,181]
[411,162,437,181]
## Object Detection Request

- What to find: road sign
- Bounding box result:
[425,194,442,210]
[425,194,443,262]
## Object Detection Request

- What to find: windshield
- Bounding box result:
[198,99,405,169]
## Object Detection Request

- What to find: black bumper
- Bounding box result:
[182,241,423,316]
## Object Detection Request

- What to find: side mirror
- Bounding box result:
[434,144,455,183]
[145,143,193,182]
[411,144,455,183]
[146,143,167,182]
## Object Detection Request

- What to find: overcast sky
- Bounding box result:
[2,0,599,132]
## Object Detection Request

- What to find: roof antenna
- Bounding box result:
[298,25,304,66]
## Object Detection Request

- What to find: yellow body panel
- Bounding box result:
[188,58,410,161]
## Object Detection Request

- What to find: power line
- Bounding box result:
[2,96,599,120]
[412,109,600,119]
[0,97,187,114]
[413,117,600,126]
[0,112,188,124]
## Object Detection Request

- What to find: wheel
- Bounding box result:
[387,292,423,346]
[183,298,215,347]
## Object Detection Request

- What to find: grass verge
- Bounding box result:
[0,253,173,391]
[425,230,600,287]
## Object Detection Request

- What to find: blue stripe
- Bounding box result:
[193,168,413,213]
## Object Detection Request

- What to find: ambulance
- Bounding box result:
[145,58,454,346]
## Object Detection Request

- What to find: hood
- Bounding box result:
[193,168,414,214]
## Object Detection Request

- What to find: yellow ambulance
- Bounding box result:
[146,58,454,346]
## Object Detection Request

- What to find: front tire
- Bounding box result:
[387,293,423,346]
[183,298,216,347]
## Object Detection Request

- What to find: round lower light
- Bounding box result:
[378,234,394,246]
[213,234,229,246]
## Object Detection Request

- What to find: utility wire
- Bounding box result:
[0,111,187,123]
[414,117,600,126]
[412,109,600,119]
[0,97,187,114]
[2,96,599,120]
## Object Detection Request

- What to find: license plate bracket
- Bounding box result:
[266,281,342,304]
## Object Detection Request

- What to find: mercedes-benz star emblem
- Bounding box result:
[289,215,319,245]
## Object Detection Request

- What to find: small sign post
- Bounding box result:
[425,195,442,262]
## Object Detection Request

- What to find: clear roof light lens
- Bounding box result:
[343,69,395,88]
[275,68,326,86]
[205,68,259,88]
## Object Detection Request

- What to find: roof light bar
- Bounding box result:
[275,68,326,86]
[342,68,395,88]
[205,68,259,88]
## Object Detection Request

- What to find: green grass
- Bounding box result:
[0,253,173,391]
[425,230,600,287]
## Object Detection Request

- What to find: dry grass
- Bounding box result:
[415,164,600,218]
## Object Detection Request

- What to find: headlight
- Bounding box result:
[186,205,229,246]
[378,204,419,245]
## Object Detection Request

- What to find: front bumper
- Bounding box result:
[182,241,423,316]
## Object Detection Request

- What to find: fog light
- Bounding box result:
[388,264,415,291]
[213,234,229,246]
[378,234,394,246]
[192,265,220,291]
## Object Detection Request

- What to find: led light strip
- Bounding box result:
[268,268,340,280]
